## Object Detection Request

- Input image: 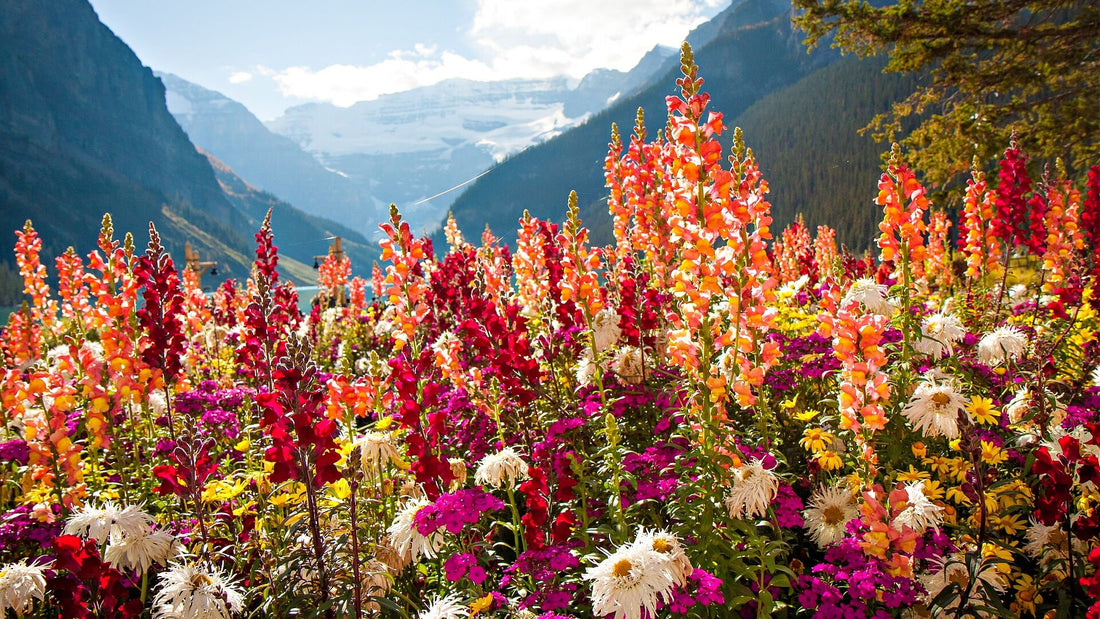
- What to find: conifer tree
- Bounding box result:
[793,0,1100,185]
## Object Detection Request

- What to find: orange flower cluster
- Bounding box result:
[876,157,928,282]
[959,168,1001,280]
[378,205,431,351]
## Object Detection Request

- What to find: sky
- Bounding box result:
[88,0,728,121]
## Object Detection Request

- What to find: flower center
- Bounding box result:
[652,538,671,553]
[188,573,215,588]
[612,559,633,578]
[822,505,846,525]
[1048,528,1068,550]
[931,392,952,408]
[948,567,969,588]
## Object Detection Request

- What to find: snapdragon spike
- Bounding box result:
[134,223,186,383]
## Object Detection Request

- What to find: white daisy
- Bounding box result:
[147,391,168,417]
[387,497,443,564]
[474,447,529,491]
[153,562,244,619]
[611,346,646,385]
[892,480,943,532]
[977,326,1028,366]
[843,278,896,315]
[631,528,692,589]
[724,459,779,520]
[355,432,402,473]
[583,544,675,619]
[1004,388,1032,424]
[0,560,48,616]
[104,529,178,577]
[591,309,623,353]
[1023,518,1082,565]
[418,592,469,619]
[448,458,468,489]
[902,377,967,439]
[65,501,154,543]
[913,312,965,359]
[1091,366,1100,388]
[802,485,859,548]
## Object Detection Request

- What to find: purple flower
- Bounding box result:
[414,488,504,535]
[0,439,29,465]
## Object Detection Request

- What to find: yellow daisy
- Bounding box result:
[967,396,1002,426]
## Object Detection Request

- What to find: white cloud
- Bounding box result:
[264,0,724,107]
[228,71,253,84]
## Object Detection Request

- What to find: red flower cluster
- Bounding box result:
[257,352,341,487]
[46,535,143,618]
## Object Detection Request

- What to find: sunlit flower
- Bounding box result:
[418,592,469,619]
[892,480,943,532]
[977,325,1027,366]
[902,377,966,439]
[153,562,244,619]
[474,447,529,491]
[1023,518,1082,565]
[632,528,692,588]
[0,561,48,616]
[1004,388,1032,424]
[724,459,779,520]
[448,458,468,489]
[64,502,154,543]
[611,346,646,385]
[1091,366,1100,388]
[913,312,965,359]
[583,544,674,619]
[843,278,895,315]
[104,529,178,577]
[576,351,597,386]
[147,391,168,417]
[355,432,402,473]
[592,308,623,353]
[387,497,443,563]
[802,485,859,548]
[965,396,1001,426]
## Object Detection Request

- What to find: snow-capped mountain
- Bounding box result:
[264,48,675,235]
[158,44,675,238]
[159,72,383,235]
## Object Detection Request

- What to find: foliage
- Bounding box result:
[793,0,1100,187]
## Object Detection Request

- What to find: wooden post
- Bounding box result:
[183,242,218,286]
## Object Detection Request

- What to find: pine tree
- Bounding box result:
[793,0,1100,186]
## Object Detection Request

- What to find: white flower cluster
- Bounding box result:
[153,562,245,619]
[0,561,48,616]
[977,325,1028,366]
[65,502,177,577]
[802,485,859,548]
[592,308,623,353]
[902,376,967,439]
[724,458,780,520]
[892,480,943,532]
[387,497,444,565]
[913,311,965,359]
[583,528,693,619]
[843,278,896,316]
[474,447,530,491]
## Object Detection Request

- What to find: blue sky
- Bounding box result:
[89,0,727,121]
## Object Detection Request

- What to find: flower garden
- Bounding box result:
[3,47,1100,618]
